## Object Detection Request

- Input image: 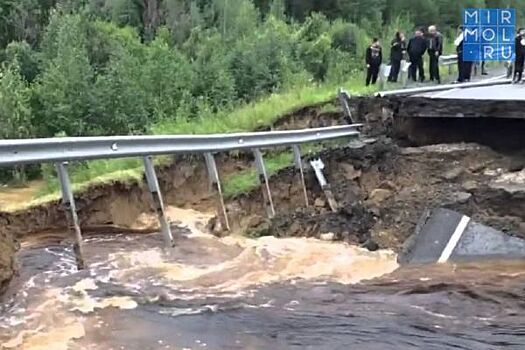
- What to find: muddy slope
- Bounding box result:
[237,138,525,249]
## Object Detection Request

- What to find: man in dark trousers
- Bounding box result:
[514,28,525,83]
[407,29,427,82]
[365,38,382,86]
[427,25,443,83]
[455,26,472,83]
[388,31,406,82]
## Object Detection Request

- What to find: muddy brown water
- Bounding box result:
[1,208,524,350]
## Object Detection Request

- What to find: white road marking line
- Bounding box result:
[438,215,471,263]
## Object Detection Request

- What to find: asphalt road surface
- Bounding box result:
[417,83,525,100]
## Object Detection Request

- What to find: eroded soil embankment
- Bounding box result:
[1,97,525,292]
[240,139,525,248]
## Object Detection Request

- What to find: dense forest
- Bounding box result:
[0,0,524,182]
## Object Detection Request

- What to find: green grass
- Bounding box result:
[221,140,347,198]
[222,151,294,198]
[319,103,341,114]
[152,77,376,135]
[36,158,144,197]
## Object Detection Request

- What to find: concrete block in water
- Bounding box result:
[399,208,525,264]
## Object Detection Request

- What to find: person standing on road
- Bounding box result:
[455,26,472,83]
[407,29,427,82]
[365,38,382,86]
[427,25,443,84]
[513,28,525,83]
[387,31,406,83]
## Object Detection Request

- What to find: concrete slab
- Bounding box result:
[399,208,525,265]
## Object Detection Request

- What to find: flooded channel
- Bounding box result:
[1,208,524,350]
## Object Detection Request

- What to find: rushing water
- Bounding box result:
[1,208,524,350]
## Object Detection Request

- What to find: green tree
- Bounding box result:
[0,61,34,139]
[143,29,194,119]
[91,47,149,135]
[35,13,94,136]
[0,60,34,183]
[269,0,285,20]
[230,16,302,100]
[187,30,236,111]
[211,0,259,39]
[4,41,40,82]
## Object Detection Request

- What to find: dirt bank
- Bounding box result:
[235,137,525,247]
[1,96,524,292]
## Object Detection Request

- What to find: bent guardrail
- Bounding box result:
[0,126,360,166]
[376,77,511,97]
[0,125,361,269]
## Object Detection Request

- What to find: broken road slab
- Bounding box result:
[399,208,525,265]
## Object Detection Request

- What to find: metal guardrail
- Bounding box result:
[0,126,360,166]
[1,125,361,269]
[376,77,511,97]
[378,54,460,89]
[439,54,458,66]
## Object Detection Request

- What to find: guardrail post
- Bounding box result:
[310,159,338,213]
[55,162,85,270]
[292,145,309,207]
[253,148,276,218]
[204,153,230,231]
[144,156,174,247]
[337,89,355,124]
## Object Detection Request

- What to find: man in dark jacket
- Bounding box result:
[427,25,443,83]
[407,29,427,82]
[365,38,382,86]
[455,26,472,83]
[388,31,406,82]
[514,28,525,83]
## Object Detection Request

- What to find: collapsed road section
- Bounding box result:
[0,81,524,294]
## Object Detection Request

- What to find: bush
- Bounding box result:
[35,14,94,137]
[4,41,40,82]
[142,31,194,120]
[230,16,304,101]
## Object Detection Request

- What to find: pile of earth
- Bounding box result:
[235,137,525,250]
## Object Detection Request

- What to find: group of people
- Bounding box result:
[365,25,443,86]
[452,26,525,83]
[364,26,525,86]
